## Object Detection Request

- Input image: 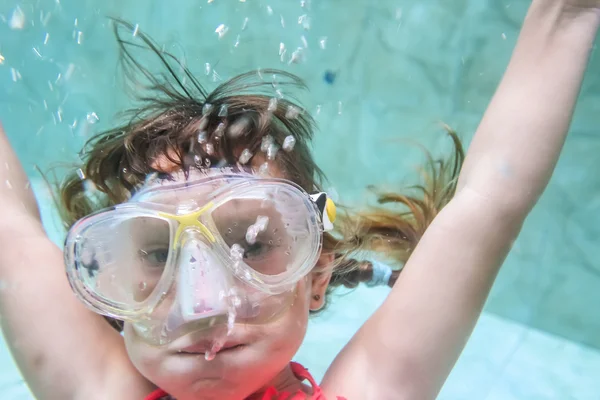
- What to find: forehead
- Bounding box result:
[133,167,288,205]
[150,152,285,177]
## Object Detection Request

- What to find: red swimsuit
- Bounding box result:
[144,362,346,400]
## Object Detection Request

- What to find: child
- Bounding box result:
[1,1,598,399]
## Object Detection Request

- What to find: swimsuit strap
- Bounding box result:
[290,362,321,394]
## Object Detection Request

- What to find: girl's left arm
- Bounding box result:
[322,1,600,399]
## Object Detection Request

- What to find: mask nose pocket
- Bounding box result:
[173,238,231,326]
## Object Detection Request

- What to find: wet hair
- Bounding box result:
[56,20,464,331]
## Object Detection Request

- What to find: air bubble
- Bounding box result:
[258,162,270,176]
[83,179,97,194]
[10,68,21,82]
[5,180,12,189]
[246,225,259,245]
[227,311,236,334]
[231,295,242,308]
[76,168,85,180]
[267,98,278,113]
[285,106,300,119]
[239,149,253,164]
[282,135,296,152]
[228,117,250,138]
[338,101,343,115]
[301,35,308,48]
[202,103,213,115]
[198,131,208,144]
[85,112,99,125]
[261,135,274,152]
[205,63,211,75]
[138,281,147,291]
[9,6,25,30]
[214,122,226,138]
[319,37,327,49]
[242,17,249,30]
[266,5,273,15]
[205,348,216,361]
[255,216,269,232]
[198,116,209,131]
[288,47,304,64]
[132,23,139,36]
[298,14,311,30]
[218,104,228,117]
[280,15,285,28]
[205,143,215,155]
[230,243,244,261]
[267,143,279,160]
[215,24,229,39]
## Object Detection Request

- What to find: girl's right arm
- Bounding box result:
[0,123,152,399]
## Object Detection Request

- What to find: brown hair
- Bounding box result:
[56,20,464,330]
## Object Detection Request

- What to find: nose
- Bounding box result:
[165,231,232,334]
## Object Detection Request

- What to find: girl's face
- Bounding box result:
[123,265,330,400]
[121,161,332,399]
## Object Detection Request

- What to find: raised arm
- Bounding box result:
[0,124,150,399]
[322,2,600,399]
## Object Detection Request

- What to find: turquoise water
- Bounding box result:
[2,0,600,398]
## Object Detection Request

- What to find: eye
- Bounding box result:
[139,248,170,267]
[243,242,271,259]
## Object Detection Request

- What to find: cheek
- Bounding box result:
[267,278,312,345]
[122,324,162,377]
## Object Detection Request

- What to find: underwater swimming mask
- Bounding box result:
[64,171,335,346]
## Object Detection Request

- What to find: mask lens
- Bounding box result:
[211,186,314,277]
[74,213,172,307]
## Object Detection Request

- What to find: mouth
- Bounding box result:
[178,341,246,355]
